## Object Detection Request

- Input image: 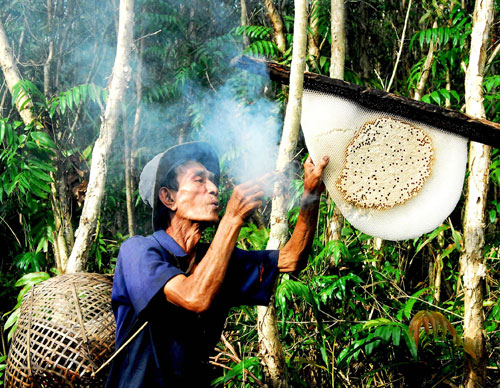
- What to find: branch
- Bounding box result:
[386,0,412,92]
[232,55,500,148]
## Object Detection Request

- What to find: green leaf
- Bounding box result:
[399,288,429,320]
[3,308,19,331]
[363,318,391,330]
[430,91,441,105]
[29,158,56,172]
[402,330,418,360]
[60,96,66,114]
[29,167,53,182]
[419,31,425,48]
[0,120,5,143]
[14,271,50,287]
[73,86,81,106]
[30,131,56,149]
[450,90,460,103]
[392,325,401,346]
[415,224,449,253]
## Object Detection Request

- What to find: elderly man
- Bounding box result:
[106,141,329,387]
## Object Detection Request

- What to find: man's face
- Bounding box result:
[170,161,219,223]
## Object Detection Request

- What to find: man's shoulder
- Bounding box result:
[119,234,161,257]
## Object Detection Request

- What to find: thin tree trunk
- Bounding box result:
[0,20,35,125]
[66,0,135,273]
[124,36,144,237]
[414,21,437,101]
[130,37,143,175]
[330,0,345,80]
[124,112,135,237]
[240,0,250,47]
[445,67,452,108]
[386,0,412,93]
[264,0,286,55]
[325,0,346,264]
[307,0,320,70]
[257,2,308,387]
[460,0,494,386]
[431,229,445,303]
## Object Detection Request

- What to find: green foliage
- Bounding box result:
[0,354,6,386]
[49,84,107,117]
[211,356,261,387]
[3,271,51,342]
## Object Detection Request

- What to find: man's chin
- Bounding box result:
[198,215,219,227]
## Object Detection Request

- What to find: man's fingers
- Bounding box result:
[317,155,330,170]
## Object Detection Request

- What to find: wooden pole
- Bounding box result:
[233,56,500,148]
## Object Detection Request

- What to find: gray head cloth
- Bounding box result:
[139,141,220,231]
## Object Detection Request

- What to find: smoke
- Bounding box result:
[197,74,282,186]
[102,0,285,196]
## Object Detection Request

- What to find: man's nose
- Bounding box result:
[207,179,219,196]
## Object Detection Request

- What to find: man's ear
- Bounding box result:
[159,187,177,211]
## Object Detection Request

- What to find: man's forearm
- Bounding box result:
[278,190,321,272]
[164,216,243,313]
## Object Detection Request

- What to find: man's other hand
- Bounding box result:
[303,155,329,194]
[225,181,264,223]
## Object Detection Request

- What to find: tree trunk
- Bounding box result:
[414,20,438,101]
[325,0,346,263]
[307,0,320,70]
[460,0,494,386]
[330,0,345,80]
[66,0,135,273]
[0,20,35,125]
[386,0,412,93]
[124,36,144,238]
[123,112,135,237]
[264,0,286,56]
[257,2,308,387]
[240,0,250,47]
[433,229,445,304]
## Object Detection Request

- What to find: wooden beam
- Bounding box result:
[232,55,500,148]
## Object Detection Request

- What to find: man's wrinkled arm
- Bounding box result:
[278,156,329,273]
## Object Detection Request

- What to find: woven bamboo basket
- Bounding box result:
[5,273,116,387]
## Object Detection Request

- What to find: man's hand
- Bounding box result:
[224,181,265,224]
[303,155,329,195]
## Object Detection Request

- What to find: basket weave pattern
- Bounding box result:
[5,273,116,387]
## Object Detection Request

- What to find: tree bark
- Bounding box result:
[414,21,437,101]
[240,0,250,47]
[0,20,35,125]
[264,0,286,55]
[124,112,136,237]
[325,0,346,262]
[124,36,144,238]
[257,2,308,387]
[460,0,494,386]
[330,0,345,80]
[307,0,320,70]
[66,0,135,273]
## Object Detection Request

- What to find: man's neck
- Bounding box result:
[165,217,202,256]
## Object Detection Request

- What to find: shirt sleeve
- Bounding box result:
[224,248,280,306]
[115,236,184,316]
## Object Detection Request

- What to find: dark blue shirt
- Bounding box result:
[106,230,279,388]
